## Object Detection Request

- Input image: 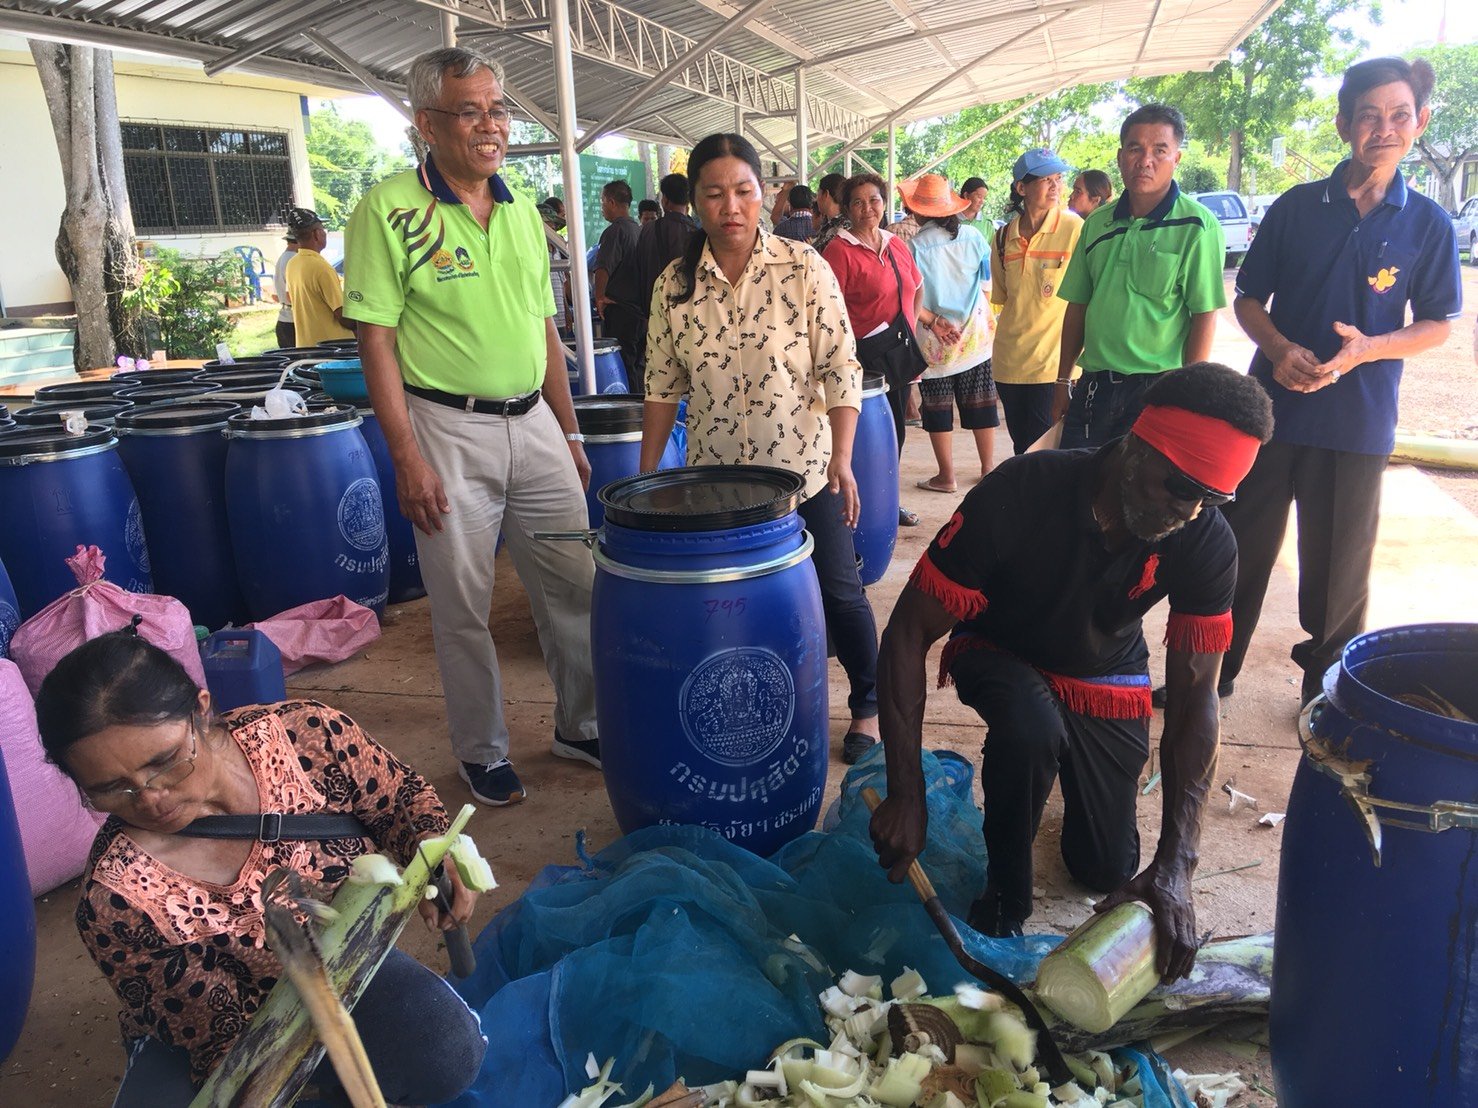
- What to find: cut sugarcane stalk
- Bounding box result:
[262,886,385,1108]
[1034,904,1160,1033]
[1041,933,1273,1054]
[189,803,479,1108]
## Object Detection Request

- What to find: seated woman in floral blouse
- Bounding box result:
[636,131,881,768]
[35,631,486,1107]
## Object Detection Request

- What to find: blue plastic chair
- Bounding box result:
[232,245,267,303]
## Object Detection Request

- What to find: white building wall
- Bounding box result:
[0,34,333,315]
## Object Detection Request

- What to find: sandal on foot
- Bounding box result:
[915,477,957,493]
[898,507,920,527]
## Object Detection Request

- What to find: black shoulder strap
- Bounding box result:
[882,238,910,316]
[178,813,371,844]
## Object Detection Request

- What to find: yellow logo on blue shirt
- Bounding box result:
[1367,266,1400,293]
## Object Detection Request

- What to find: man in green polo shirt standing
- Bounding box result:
[1054,105,1226,448]
[344,46,599,807]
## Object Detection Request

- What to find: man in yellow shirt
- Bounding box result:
[284,207,355,346]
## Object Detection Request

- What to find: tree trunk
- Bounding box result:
[29,42,140,371]
[1227,128,1244,194]
[1416,140,1469,211]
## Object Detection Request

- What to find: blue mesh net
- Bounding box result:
[441,747,1192,1108]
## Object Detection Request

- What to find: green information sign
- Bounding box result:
[570,153,646,255]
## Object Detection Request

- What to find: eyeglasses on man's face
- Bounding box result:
[426,105,511,128]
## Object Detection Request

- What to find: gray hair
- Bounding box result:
[406,47,504,113]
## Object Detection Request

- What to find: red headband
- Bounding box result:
[1131,405,1261,494]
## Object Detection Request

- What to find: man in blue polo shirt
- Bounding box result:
[1218,56,1461,708]
[1055,105,1226,447]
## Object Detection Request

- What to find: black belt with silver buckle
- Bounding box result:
[405,383,541,416]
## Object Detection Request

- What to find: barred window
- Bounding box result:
[122,122,294,234]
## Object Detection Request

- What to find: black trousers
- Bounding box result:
[797,487,879,719]
[950,647,1148,922]
[1061,370,1157,450]
[110,950,486,1107]
[601,302,647,393]
[1220,440,1388,699]
[996,382,1056,455]
[275,320,295,348]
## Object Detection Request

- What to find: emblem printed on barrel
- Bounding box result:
[125,498,151,575]
[679,646,795,767]
[337,477,387,552]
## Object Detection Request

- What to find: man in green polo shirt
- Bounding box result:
[344,45,599,808]
[1054,104,1226,448]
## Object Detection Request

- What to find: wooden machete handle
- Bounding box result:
[860,785,941,904]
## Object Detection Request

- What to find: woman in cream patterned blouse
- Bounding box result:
[638,132,882,767]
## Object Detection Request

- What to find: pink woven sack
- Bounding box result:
[246,595,380,675]
[9,546,208,695]
[0,659,105,895]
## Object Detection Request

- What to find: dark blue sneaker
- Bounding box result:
[551,730,601,769]
[458,759,526,806]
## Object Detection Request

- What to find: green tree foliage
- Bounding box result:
[1127,0,1369,193]
[305,102,407,229]
[120,248,247,358]
[1410,43,1478,209]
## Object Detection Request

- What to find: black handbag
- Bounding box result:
[854,242,928,392]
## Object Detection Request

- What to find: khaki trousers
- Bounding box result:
[406,392,597,765]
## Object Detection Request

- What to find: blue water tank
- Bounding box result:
[201,629,287,712]
[851,372,899,586]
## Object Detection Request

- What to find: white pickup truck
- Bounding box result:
[1191,191,1253,267]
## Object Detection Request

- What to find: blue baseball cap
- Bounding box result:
[1012,148,1071,182]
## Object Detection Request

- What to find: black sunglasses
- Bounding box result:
[1163,467,1234,506]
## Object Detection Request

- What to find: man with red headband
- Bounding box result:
[870,363,1273,981]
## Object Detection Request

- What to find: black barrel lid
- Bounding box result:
[262,346,341,362]
[573,395,644,435]
[195,369,285,387]
[111,368,205,386]
[116,400,242,431]
[33,381,123,403]
[862,370,887,392]
[598,465,804,532]
[0,403,8,419]
[201,355,290,370]
[591,338,622,353]
[288,366,322,385]
[116,381,223,403]
[318,339,359,352]
[225,404,359,434]
[0,423,115,457]
[15,399,135,426]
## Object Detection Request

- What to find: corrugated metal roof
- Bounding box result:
[0,0,1281,153]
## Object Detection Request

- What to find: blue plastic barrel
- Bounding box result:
[33,381,123,404]
[573,397,683,527]
[111,368,207,387]
[0,425,153,618]
[14,399,135,428]
[357,410,425,604]
[0,745,37,1063]
[202,629,287,711]
[0,553,19,658]
[225,407,389,619]
[851,372,899,585]
[1271,624,1478,1106]
[590,466,828,856]
[115,401,246,631]
[115,381,222,406]
[567,339,631,395]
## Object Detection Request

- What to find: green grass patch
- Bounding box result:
[229,307,281,357]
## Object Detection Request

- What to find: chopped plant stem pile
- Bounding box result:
[560,965,1223,1107]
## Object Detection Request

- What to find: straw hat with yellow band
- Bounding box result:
[896,174,970,218]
